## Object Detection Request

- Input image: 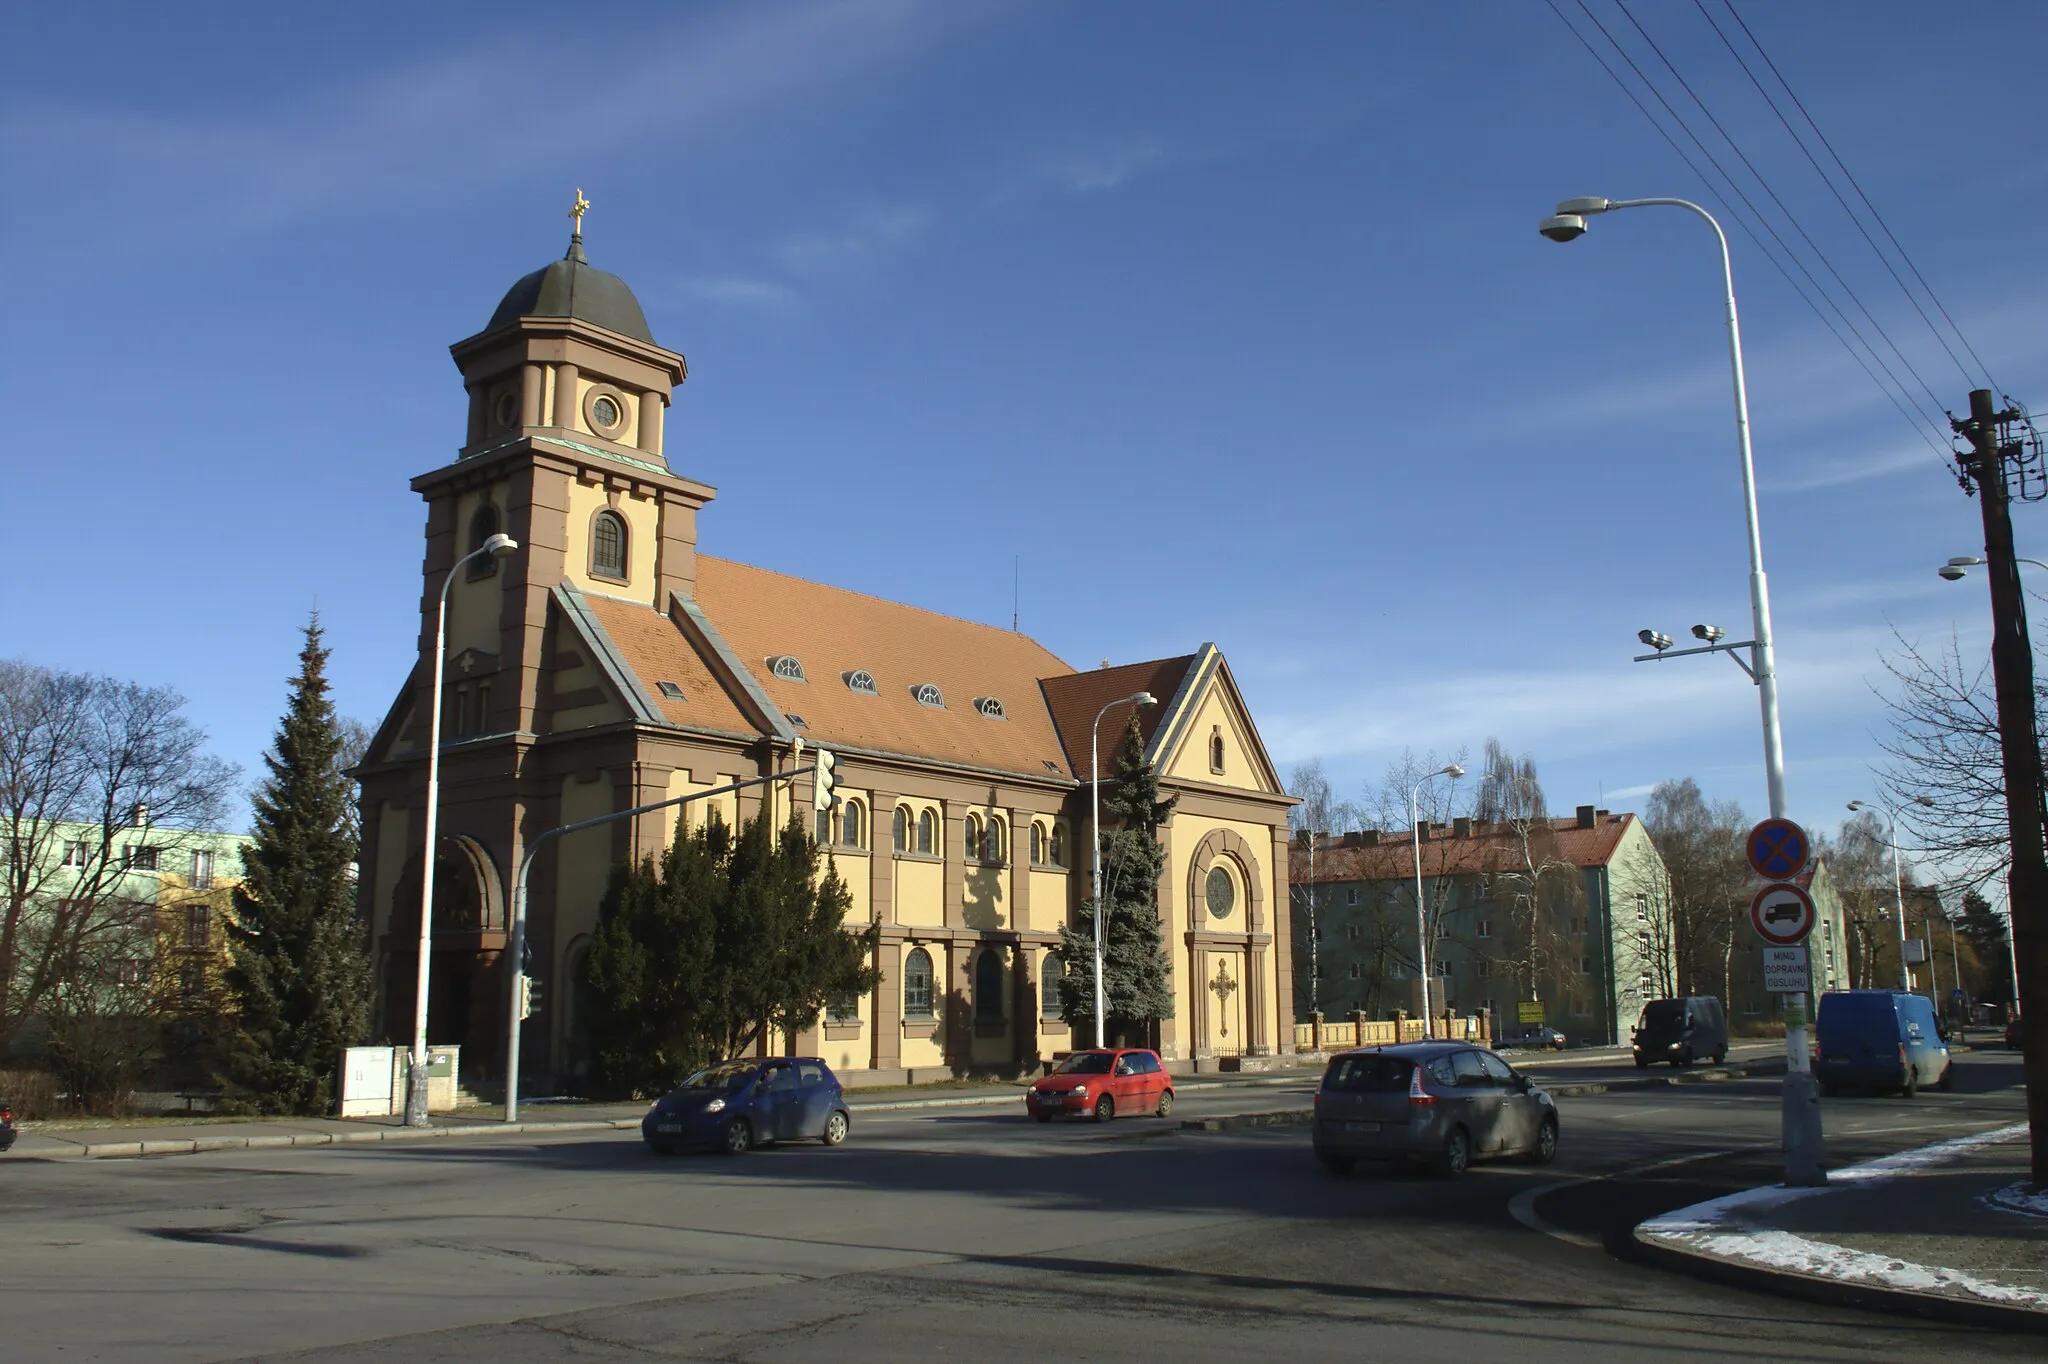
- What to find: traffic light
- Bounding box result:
[518,974,542,1020]
[813,749,838,811]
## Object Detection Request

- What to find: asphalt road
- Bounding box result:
[1,1049,2035,1363]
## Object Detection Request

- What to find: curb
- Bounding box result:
[1179,1109,1315,1133]
[43,1116,642,1160]
[1630,1226,2048,1334]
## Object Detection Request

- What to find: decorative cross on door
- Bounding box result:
[1209,959,1238,1038]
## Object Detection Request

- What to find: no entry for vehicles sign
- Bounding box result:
[1751,883,1816,946]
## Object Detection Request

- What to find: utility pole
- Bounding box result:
[1956,387,2048,1185]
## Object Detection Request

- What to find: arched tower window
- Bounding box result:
[1210,727,1226,774]
[591,510,628,581]
[840,799,864,849]
[1030,822,1045,866]
[975,949,1005,1023]
[985,816,1006,865]
[468,504,500,578]
[1048,823,1067,867]
[892,806,909,854]
[903,947,934,1018]
[963,814,982,862]
[916,809,935,855]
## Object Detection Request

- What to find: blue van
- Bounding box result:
[1815,990,1953,1097]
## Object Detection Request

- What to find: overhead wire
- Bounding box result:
[1613,0,1953,431]
[1541,0,1956,463]
[1716,0,2004,399]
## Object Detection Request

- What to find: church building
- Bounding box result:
[355,206,1298,1088]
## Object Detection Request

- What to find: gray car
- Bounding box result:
[1311,1042,1559,1179]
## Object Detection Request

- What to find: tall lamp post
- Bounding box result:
[1090,690,1156,1050]
[1539,195,1821,1184]
[1847,797,1936,993]
[1411,764,1464,1038]
[405,530,518,1128]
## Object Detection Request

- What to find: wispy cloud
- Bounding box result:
[1043,140,1164,194]
[773,203,934,274]
[679,275,802,310]
[1761,443,1950,494]
[2,0,987,258]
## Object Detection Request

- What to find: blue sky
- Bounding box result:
[6,2,2044,860]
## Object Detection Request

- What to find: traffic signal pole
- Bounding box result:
[500,753,828,1122]
[1956,389,2048,1185]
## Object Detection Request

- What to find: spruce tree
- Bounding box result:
[222,616,373,1113]
[1059,717,1176,1042]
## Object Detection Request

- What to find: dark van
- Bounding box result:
[1632,996,1728,1068]
[1816,990,1953,1097]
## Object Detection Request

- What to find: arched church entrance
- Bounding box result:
[381,835,509,1079]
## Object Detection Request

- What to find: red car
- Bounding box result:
[1028,1048,1174,1122]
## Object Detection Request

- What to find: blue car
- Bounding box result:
[1815,990,1954,1097]
[642,1057,850,1155]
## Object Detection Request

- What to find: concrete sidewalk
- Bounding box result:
[3,1064,1326,1161]
[1635,1123,2048,1331]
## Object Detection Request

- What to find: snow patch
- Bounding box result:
[1986,1180,2048,1220]
[1658,1227,2048,1309]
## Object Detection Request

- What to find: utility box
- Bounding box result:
[336,1045,462,1117]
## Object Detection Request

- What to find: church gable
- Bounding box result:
[1154,649,1282,795]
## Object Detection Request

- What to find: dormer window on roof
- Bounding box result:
[911,683,945,709]
[656,681,685,701]
[786,713,809,729]
[844,670,878,696]
[973,697,1006,720]
[767,655,806,683]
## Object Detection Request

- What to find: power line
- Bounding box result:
[1543,0,1954,463]
[1610,0,1954,434]
[1717,0,2004,397]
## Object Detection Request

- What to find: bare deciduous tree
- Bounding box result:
[1287,758,1361,1019]
[1643,778,1749,999]
[0,660,238,1055]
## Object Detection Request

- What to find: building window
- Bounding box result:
[1636,892,1648,922]
[1580,956,1591,973]
[1345,925,1361,942]
[114,960,150,987]
[1030,822,1045,865]
[1476,959,1491,979]
[964,814,983,862]
[179,962,206,1001]
[911,683,945,709]
[1437,960,1452,978]
[1347,963,1362,980]
[903,948,934,1018]
[892,806,909,854]
[974,949,1005,1023]
[468,504,500,578]
[1210,729,1226,774]
[186,904,210,949]
[190,849,215,890]
[840,799,864,850]
[974,696,1005,720]
[917,809,935,855]
[1476,920,1492,939]
[591,510,627,580]
[844,669,878,695]
[124,845,159,872]
[62,840,89,868]
[1345,886,1359,907]
[826,991,859,1024]
[984,816,1005,864]
[1041,953,1063,1018]
[1048,823,1066,867]
[815,808,832,845]
[768,654,806,683]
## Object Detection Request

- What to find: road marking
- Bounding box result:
[1507,1148,1743,1250]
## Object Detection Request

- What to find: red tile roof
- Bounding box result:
[1293,814,1642,883]
[1039,656,1197,783]
[580,593,757,735]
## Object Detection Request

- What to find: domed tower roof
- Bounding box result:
[484,232,654,345]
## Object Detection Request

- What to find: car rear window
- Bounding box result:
[1323,1054,1413,1093]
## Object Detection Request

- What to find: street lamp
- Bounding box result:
[1411,763,1464,1038]
[1848,795,1940,995]
[1090,690,1156,1050]
[1541,194,1816,1184]
[405,530,518,1128]
[1939,553,2048,581]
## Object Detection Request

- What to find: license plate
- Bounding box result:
[657,1123,682,1134]
[1344,1121,1380,1134]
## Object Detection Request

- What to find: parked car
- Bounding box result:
[0,1099,15,1153]
[1495,1026,1567,1052]
[1028,1048,1173,1122]
[1311,1042,1558,1179]
[1815,990,1954,1097]
[1632,996,1728,1068]
[642,1057,849,1155]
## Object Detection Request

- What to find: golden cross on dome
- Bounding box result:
[568,188,591,236]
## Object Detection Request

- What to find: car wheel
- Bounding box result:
[1674,1048,1693,1068]
[1901,1069,1919,1099]
[1713,1049,1728,1065]
[1316,1150,1356,1176]
[1937,1064,1955,1093]
[648,1140,676,1157]
[720,1118,753,1155]
[1093,1094,1115,1123]
[1633,1057,1649,1070]
[1432,1126,1471,1180]
[1528,1116,1559,1166]
[821,1110,849,1146]
[1156,1089,1175,1119]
